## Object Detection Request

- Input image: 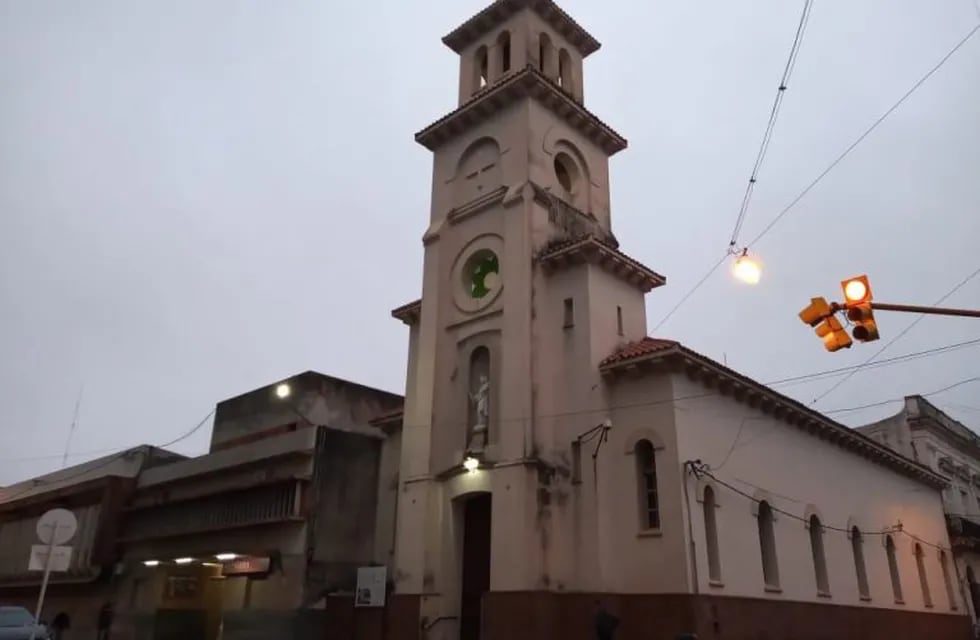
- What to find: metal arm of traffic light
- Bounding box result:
[830,302,980,319]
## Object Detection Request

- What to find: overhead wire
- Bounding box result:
[0,409,215,503]
[728,0,814,250]
[688,461,949,549]
[823,376,980,415]
[3,337,979,471]
[651,22,980,332]
[811,265,980,405]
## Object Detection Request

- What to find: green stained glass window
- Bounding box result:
[466,251,499,299]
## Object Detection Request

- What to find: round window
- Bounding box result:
[554,152,578,193]
[462,250,500,299]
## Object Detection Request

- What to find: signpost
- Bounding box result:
[354,566,387,608]
[29,508,77,640]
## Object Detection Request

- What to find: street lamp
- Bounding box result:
[463,456,480,472]
[275,383,291,399]
[732,249,761,285]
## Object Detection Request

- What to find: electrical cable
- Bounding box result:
[824,376,980,415]
[746,24,980,249]
[728,0,814,249]
[688,461,950,550]
[811,265,980,405]
[0,409,215,503]
[3,336,978,471]
[652,24,980,332]
[652,254,728,332]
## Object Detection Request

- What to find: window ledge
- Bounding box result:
[894,599,905,605]
[764,586,782,594]
[637,528,663,538]
[925,603,934,609]
[708,580,725,589]
[859,595,872,602]
[817,591,832,599]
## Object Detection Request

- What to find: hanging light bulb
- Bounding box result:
[732,249,762,285]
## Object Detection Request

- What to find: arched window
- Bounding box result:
[497,31,511,74]
[886,535,904,603]
[809,515,830,594]
[915,543,933,607]
[757,501,779,589]
[851,526,870,599]
[635,440,660,530]
[539,33,554,77]
[940,550,957,610]
[558,49,573,92]
[703,486,721,582]
[475,46,489,91]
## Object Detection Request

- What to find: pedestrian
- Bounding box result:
[96,602,113,640]
[593,599,619,640]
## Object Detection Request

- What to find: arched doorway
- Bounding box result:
[459,493,492,640]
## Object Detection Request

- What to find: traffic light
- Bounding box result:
[841,275,879,342]
[798,297,853,352]
[799,297,832,326]
[847,304,879,342]
[816,315,853,352]
[841,275,872,306]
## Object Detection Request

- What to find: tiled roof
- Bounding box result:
[537,235,666,293]
[599,337,679,368]
[443,0,601,57]
[391,299,422,325]
[415,65,627,155]
[599,337,948,490]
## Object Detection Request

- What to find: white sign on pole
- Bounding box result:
[29,508,78,640]
[354,566,387,608]
[36,509,77,545]
[29,545,72,573]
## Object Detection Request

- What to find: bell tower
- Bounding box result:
[391,2,666,638]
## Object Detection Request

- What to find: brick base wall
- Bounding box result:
[481,591,973,640]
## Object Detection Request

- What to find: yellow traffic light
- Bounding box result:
[798,297,832,326]
[841,275,872,306]
[847,303,880,342]
[816,315,853,352]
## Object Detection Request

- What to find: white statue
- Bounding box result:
[470,374,490,433]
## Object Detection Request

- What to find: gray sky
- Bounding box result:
[1,0,978,484]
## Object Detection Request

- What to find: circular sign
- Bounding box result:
[36,508,78,545]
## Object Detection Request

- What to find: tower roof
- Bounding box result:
[443,0,601,57]
[415,66,626,154]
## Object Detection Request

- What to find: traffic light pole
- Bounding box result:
[829,302,980,319]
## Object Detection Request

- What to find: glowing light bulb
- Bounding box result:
[733,252,762,285]
[844,279,868,303]
[275,383,291,399]
[463,457,479,472]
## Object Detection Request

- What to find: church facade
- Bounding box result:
[389,1,972,639]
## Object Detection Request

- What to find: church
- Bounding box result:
[386,1,972,638]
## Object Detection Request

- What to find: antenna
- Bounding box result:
[61,385,83,469]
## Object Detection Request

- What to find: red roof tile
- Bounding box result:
[599,337,679,368]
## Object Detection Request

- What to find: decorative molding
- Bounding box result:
[600,341,949,490]
[416,66,626,155]
[442,0,601,57]
[448,186,508,225]
[622,427,666,454]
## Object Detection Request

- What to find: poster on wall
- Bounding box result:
[354,566,387,607]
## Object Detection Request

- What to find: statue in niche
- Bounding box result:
[467,347,491,449]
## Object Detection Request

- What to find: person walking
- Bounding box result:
[593,600,619,640]
[96,603,113,640]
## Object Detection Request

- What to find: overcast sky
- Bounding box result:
[1,0,978,484]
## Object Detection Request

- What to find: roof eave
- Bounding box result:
[442,0,601,58]
[415,67,626,155]
[601,346,948,490]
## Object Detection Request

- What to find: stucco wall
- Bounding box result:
[669,372,964,615]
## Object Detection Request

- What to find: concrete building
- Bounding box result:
[112,371,403,640]
[0,446,185,637]
[858,395,980,620]
[387,1,971,638]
